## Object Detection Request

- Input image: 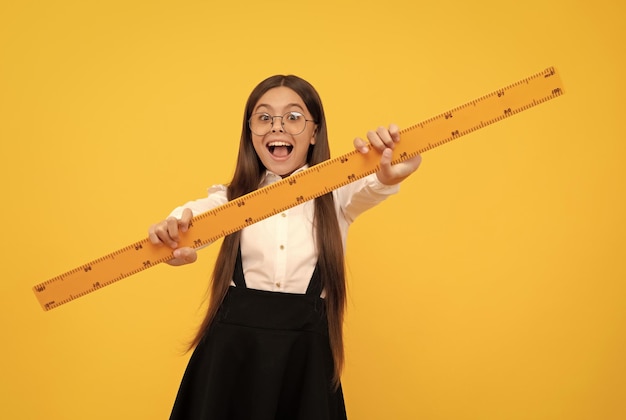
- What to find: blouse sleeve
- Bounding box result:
[168,184,229,219]
[335,173,400,224]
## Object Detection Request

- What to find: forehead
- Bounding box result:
[254,86,308,112]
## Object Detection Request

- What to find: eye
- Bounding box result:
[255,113,271,122]
[285,112,303,121]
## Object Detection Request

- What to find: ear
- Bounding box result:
[310,126,317,145]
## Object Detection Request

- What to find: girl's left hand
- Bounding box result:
[353,124,422,185]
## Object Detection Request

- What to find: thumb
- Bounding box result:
[380,147,393,168]
[378,148,394,180]
[171,247,198,265]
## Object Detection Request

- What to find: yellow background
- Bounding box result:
[1,0,624,418]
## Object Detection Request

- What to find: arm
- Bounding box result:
[338,124,422,224]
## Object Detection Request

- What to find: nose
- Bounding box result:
[270,115,284,132]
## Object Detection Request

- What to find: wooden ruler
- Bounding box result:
[32,67,565,311]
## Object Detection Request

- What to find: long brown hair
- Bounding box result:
[189,75,346,388]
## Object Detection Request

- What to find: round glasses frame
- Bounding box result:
[248,111,315,136]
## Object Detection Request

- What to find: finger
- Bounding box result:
[180,208,193,232]
[148,224,161,245]
[166,216,181,242]
[150,222,170,245]
[353,137,370,154]
[389,123,400,142]
[366,129,384,151]
[376,126,396,149]
[148,221,177,248]
[368,126,395,151]
[151,218,179,248]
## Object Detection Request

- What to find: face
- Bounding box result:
[250,86,317,177]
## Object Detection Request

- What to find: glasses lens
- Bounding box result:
[249,113,271,135]
[248,112,308,135]
[282,112,306,135]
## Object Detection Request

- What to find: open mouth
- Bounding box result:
[267,141,293,158]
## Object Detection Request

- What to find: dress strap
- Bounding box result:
[233,246,247,288]
[305,264,322,297]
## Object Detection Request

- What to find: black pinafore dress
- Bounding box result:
[170,250,347,420]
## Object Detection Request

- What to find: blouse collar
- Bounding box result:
[260,164,309,187]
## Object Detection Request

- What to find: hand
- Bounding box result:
[148,208,197,266]
[353,124,422,185]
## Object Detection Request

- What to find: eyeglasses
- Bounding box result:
[248,111,315,136]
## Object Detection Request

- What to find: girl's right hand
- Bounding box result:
[148,208,198,266]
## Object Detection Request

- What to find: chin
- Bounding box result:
[276,167,297,177]
[263,160,300,178]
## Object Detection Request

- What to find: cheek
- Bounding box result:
[297,143,312,164]
[251,136,264,153]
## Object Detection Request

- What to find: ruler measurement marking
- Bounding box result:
[32,67,565,311]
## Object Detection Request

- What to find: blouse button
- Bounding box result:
[281,213,287,218]
[276,282,281,288]
[279,245,285,250]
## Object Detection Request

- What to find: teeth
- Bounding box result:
[268,141,291,147]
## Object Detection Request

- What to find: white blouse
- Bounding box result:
[169,166,399,294]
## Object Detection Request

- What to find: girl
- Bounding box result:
[149,75,421,419]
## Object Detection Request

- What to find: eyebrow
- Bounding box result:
[254,102,306,113]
